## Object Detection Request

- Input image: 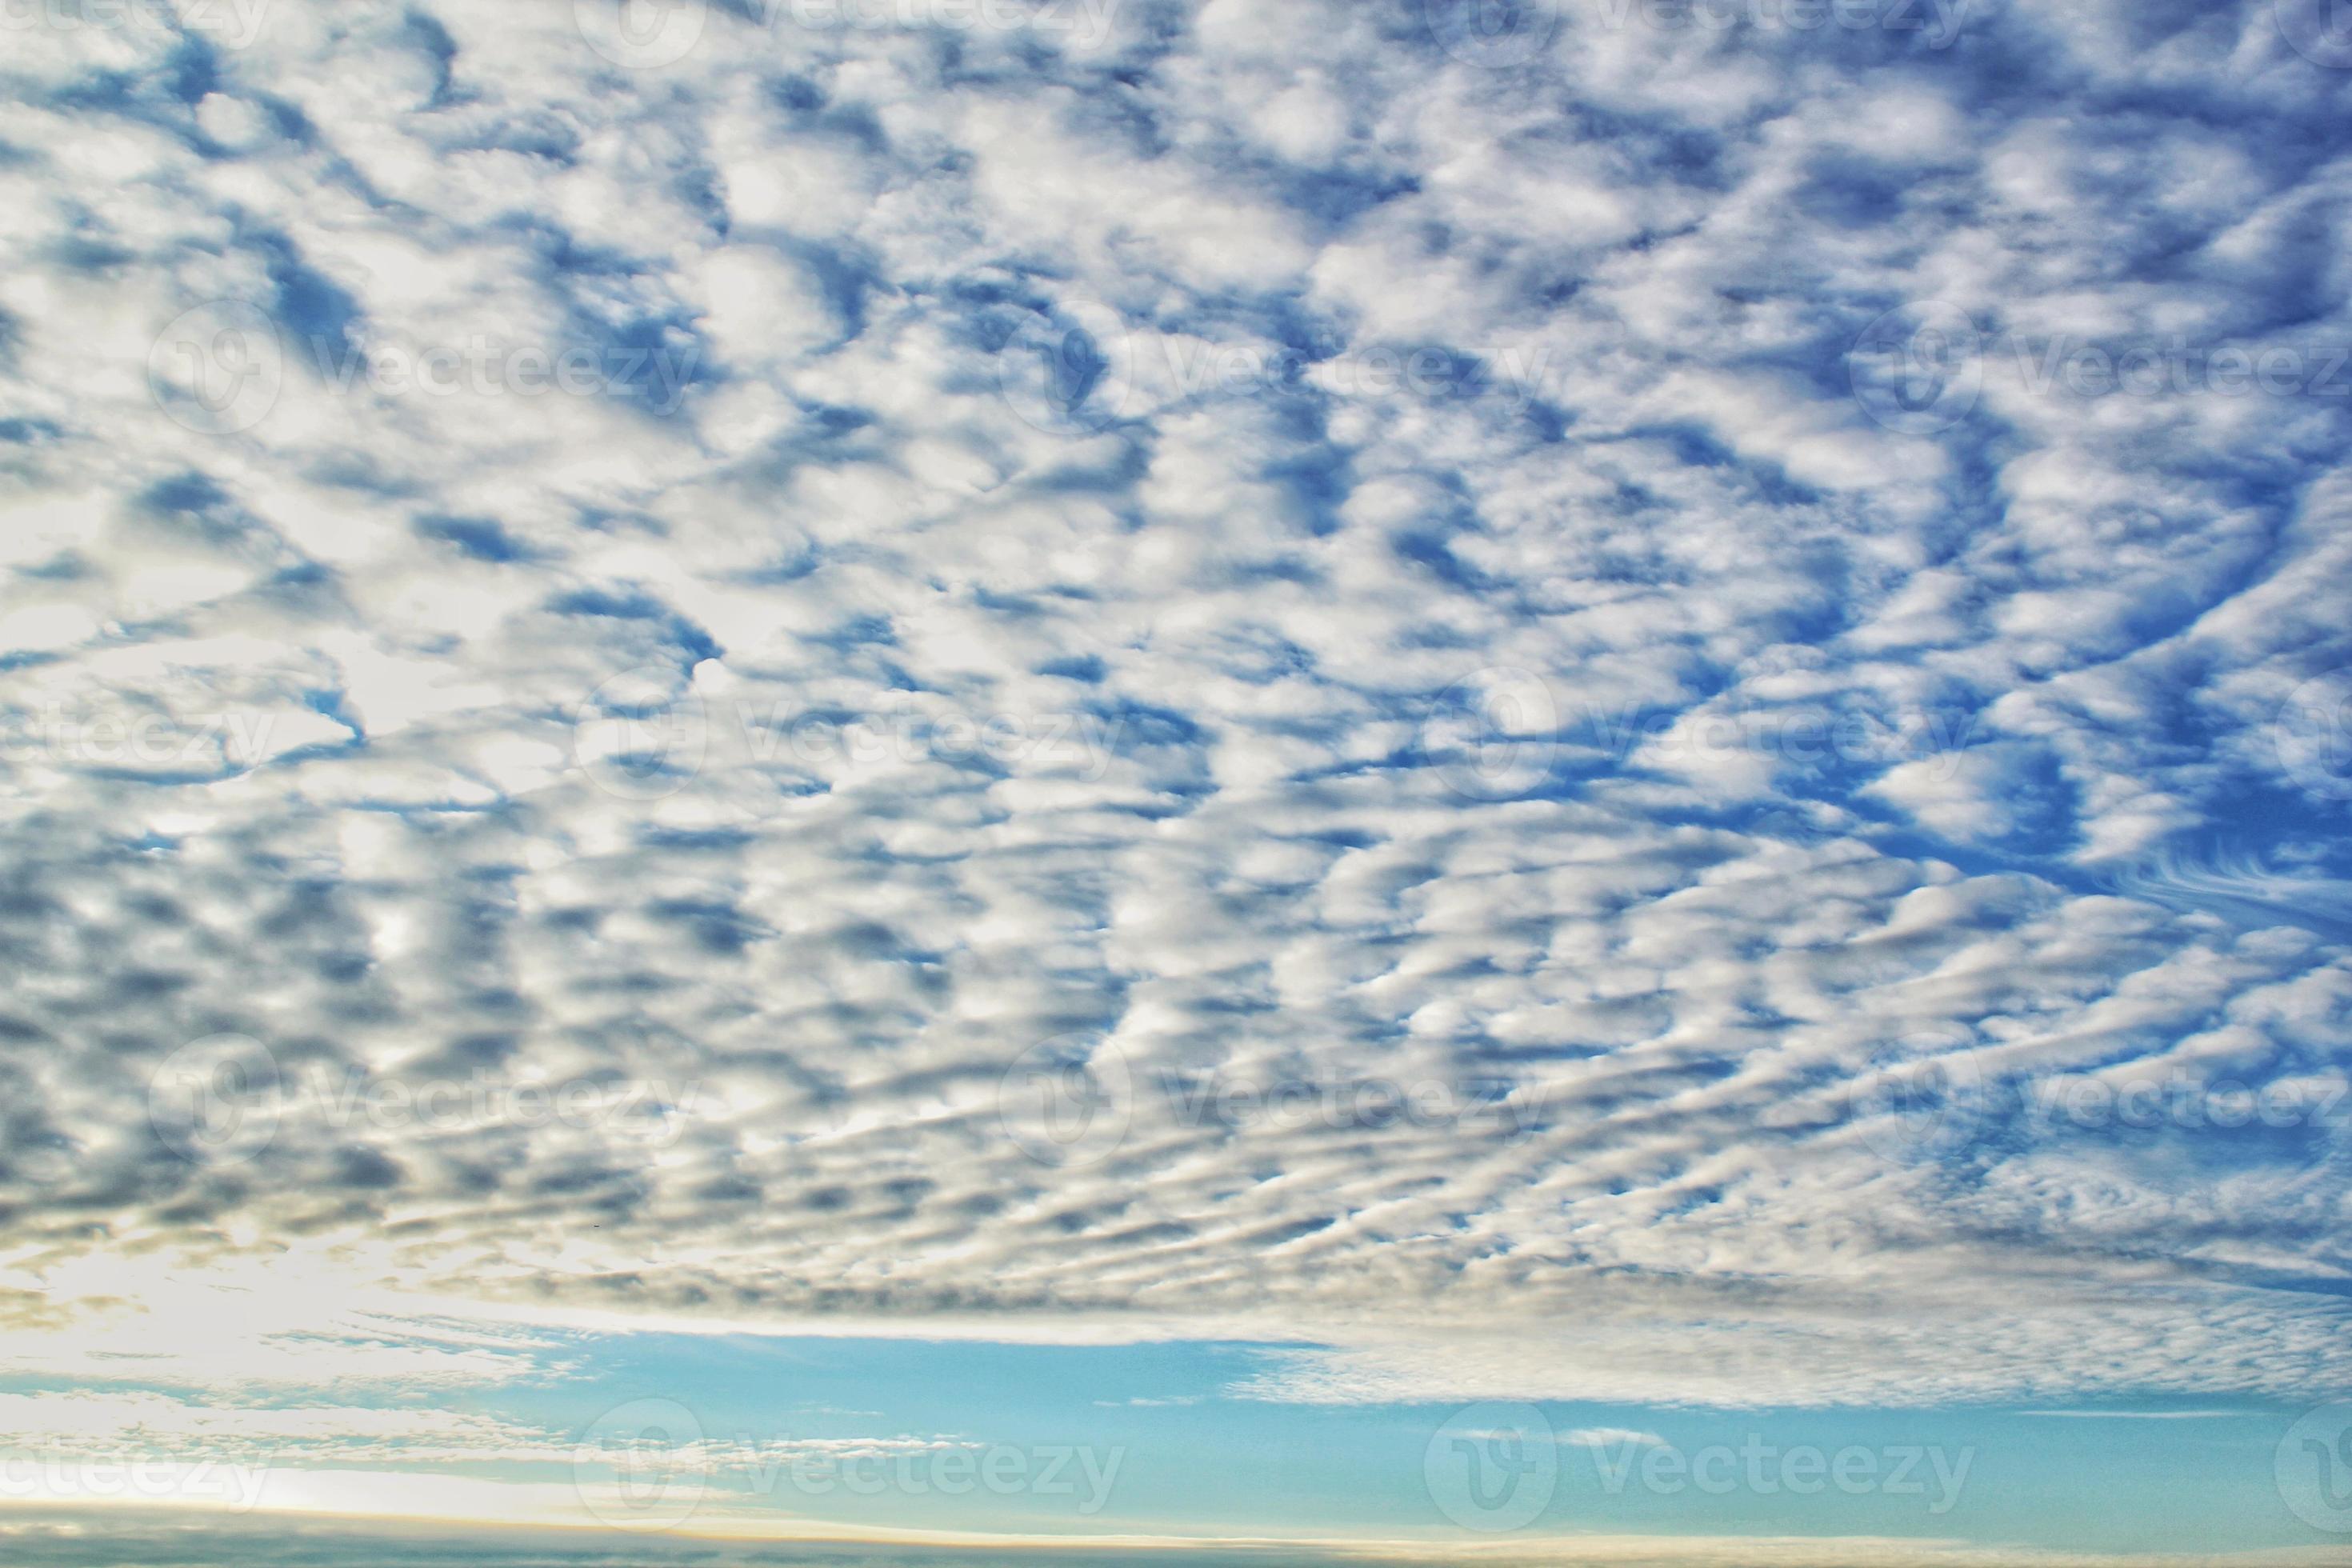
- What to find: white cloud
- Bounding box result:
[0,0,2346,1430]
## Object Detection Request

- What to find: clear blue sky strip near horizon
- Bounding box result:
[2,0,2351,1562]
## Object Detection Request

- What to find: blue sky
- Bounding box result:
[0,1323,2333,1556]
[3,0,2352,1562]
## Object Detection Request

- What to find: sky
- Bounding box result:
[2,0,2352,1562]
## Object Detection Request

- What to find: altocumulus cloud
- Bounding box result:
[0,0,2346,1426]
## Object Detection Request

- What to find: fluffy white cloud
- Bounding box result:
[0,0,2346,1418]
